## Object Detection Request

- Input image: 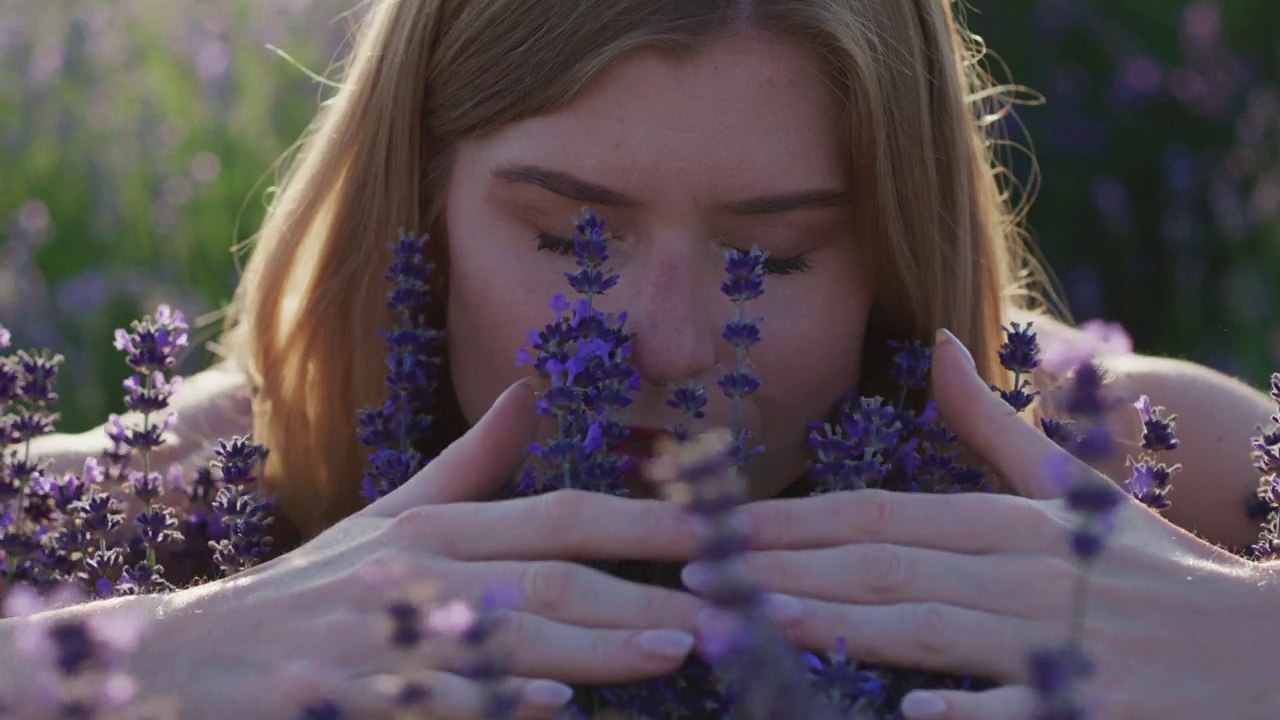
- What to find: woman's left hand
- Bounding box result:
[689,332,1280,720]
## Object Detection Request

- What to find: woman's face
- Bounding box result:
[445,31,873,498]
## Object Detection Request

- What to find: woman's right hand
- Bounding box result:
[139,379,708,719]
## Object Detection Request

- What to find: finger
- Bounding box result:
[742,489,1067,555]
[932,327,1085,500]
[274,662,394,719]
[689,546,1071,619]
[766,598,1037,682]
[361,672,574,720]
[388,489,703,561]
[429,609,695,684]
[367,378,539,515]
[899,685,1038,720]
[448,559,705,632]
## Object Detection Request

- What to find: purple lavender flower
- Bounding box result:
[1133,395,1179,452]
[1248,374,1280,558]
[357,230,443,504]
[355,229,445,499]
[648,430,836,720]
[1122,395,1181,511]
[207,435,275,576]
[1027,645,1095,720]
[665,380,708,442]
[518,211,638,495]
[991,323,1042,413]
[803,638,891,715]
[1,335,65,584]
[564,211,619,297]
[887,339,931,395]
[112,304,189,375]
[718,248,766,468]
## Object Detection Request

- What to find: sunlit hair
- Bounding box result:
[222,0,1064,541]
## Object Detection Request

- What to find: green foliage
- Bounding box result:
[1,0,357,430]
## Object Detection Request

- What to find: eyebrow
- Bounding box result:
[492,163,849,216]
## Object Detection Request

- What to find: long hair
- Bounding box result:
[222,0,1064,540]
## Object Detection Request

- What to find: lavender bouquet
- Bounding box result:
[5,207,1276,720]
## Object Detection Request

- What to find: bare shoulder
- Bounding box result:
[29,361,255,476]
[1006,307,1274,549]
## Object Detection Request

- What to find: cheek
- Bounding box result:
[755,275,871,430]
[445,244,545,426]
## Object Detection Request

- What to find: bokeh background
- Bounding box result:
[2,0,1278,432]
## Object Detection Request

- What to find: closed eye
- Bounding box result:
[532,231,811,276]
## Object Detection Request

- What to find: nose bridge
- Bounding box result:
[622,241,720,387]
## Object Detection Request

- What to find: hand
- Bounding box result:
[700,332,1280,719]
[140,379,708,719]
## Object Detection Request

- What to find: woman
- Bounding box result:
[12,0,1279,717]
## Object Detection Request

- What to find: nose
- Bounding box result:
[614,239,721,389]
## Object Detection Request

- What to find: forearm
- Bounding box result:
[27,360,254,478]
[1095,354,1274,550]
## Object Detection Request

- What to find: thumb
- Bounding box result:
[366,377,540,516]
[931,328,1065,499]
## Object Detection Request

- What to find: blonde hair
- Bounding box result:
[223,0,1063,541]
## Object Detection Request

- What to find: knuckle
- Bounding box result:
[844,489,895,542]
[860,544,911,598]
[905,603,955,661]
[518,561,578,615]
[392,506,463,558]
[761,503,802,548]
[538,489,591,526]
[741,551,785,586]
[1018,497,1074,549]
[589,629,619,673]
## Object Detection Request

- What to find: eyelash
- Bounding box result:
[532,231,813,276]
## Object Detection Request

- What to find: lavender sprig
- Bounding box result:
[108,305,190,595]
[664,380,707,443]
[208,436,275,576]
[990,322,1042,413]
[718,248,766,469]
[1028,344,1128,720]
[1123,396,1180,511]
[0,328,65,584]
[358,230,444,504]
[517,210,638,495]
[1248,374,1280,559]
[647,429,836,720]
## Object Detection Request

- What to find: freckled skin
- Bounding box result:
[444,32,873,499]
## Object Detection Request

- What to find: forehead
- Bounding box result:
[463,33,849,193]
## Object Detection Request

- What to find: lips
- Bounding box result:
[615,425,668,456]
[614,426,671,488]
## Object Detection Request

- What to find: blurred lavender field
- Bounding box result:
[968,1,1280,382]
[1,0,362,430]
[2,0,1278,432]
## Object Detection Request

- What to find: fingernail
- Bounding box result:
[901,691,947,719]
[680,562,714,592]
[935,328,976,370]
[522,679,574,707]
[635,629,695,658]
[761,593,803,624]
